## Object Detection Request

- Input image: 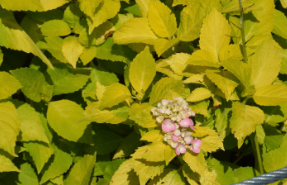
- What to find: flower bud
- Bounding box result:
[184,135,193,144]
[190,138,202,153]
[156,116,164,123]
[170,141,178,148]
[162,119,176,132]
[161,99,169,106]
[174,129,181,136]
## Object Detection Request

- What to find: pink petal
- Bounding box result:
[162,119,176,132]
[192,139,202,148]
[184,135,193,145]
[179,118,193,128]
[172,135,179,141]
[191,147,200,153]
[175,144,186,155]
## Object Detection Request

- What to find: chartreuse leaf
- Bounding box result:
[93,130,123,155]
[113,18,158,45]
[215,106,232,138]
[0,0,68,11]
[280,50,287,74]
[63,3,83,28]
[135,0,150,18]
[263,105,287,126]
[148,1,176,38]
[187,87,212,102]
[0,48,3,66]
[272,10,287,40]
[200,168,220,185]
[40,141,73,184]
[47,100,92,143]
[65,153,96,185]
[132,142,166,162]
[249,39,281,89]
[233,167,260,183]
[0,101,20,156]
[256,125,265,144]
[46,63,89,95]
[0,150,19,172]
[10,68,46,102]
[208,158,234,185]
[219,44,242,62]
[222,0,254,13]
[221,60,251,89]
[230,102,264,148]
[183,151,205,176]
[149,77,188,105]
[87,0,120,34]
[205,70,239,101]
[113,131,142,159]
[280,0,287,8]
[165,53,190,74]
[190,100,209,117]
[164,144,176,166]
[0,8,53,69]
[133,159,165,185]
[51,175,64,185]
[148,167,187,185]
[129,103,158,128]
[110,159,140,185]
[104,159,126,181]
[100,83,131,110]
[200,8,230,61]
[40,20,71,37]
[62,36,84,68]
[80,47,97,65]
[78,0,102,18]
[95,37,136,63]
[253,84,287,106]
[83,102,129,124]
[16,162,39,185]
[17,103,49,143]
[129,46,156,94]
[187,50,219,68]
[154,38,179,57]
[0,72,22,100]
[141,130,163,142]
[182,164,200,185]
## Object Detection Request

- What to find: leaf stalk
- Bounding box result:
[239,0,248,63]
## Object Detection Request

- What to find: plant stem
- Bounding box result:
[232,146,252,165]
[239,0,248,63]
[251,134,264,174]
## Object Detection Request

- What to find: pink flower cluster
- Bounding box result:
[151,97,202,155]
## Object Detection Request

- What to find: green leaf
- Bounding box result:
[17,162,39,185]
[215,106,232,138]
[253,84,287,106]
[78,0,102,18]
[0,101,20,156]
[0,8,53,68]
[249,39,281,89]
[87,0,120,34]
[0,48,2,66]
[264,124,284,151]
[183,151,205,176]
[63,3,83,28]
[40,141,73,184]
[200,8,230,61]
[190,100,209,117]
[40,20,71,37]
[263,105,287,126]
[135,0,150,18]
[113,18,158,45]
[0,72,22,100]
[95,37,136,63]
[46,63,89,95]
[208,158,234,185]
[132,142,166,162]
[279,49,287,74]
[256,125,265,145]
[47,100,92,143]
[148,1,177,38]
[0,0,68,11]
[83,102,129,124]
[65,153,96,185]
[129,46,156,93]
[272,10,287,40]
[230,102,265,148]
[10,68,45,102]
[205,70,239,101]
[153,38,179,57]
[233,167,259,183]
[0,150,20,172]
[93,130,123,155]
[148,167,187,185]
[133,159,165,185]
[100,83,131,109]
[113,132,142,159]
[129,103,158,128]
[186,87,212,102]
[80,46,97,65]
[20,16,43,43]
[110,159,140,185]
[104,159,126,181]
[62,36,84,68]
[17,103,49,143]
[149,77,188,105]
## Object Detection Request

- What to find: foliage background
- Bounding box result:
[1,0,287,184]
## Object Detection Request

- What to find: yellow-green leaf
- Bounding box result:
[187,50,220,68]
[0,152,20,172]
[0,0,68,11]
[272,10,287,40]
[200,8,230,61]
[148,1,177,38]
[253,84,287,106]
[222,0,254,14]
[187,87,212,102]
[165,53,190,75]
[40,20,71,37]
[280,0,287,8]
[113,18,158,45]
[132,142,166,162]
[141,130,163,142]
[205,70,239,101]
[219,44,242,62]
[62,36,84,68]
[192,125,219,138]
[0,72,22,100]
[190,100,209,117]
[83,102,129,124]
[182,164,200,185]
[0,8,53,69]
[279,49,287,74]
[86,0,120,34]
[135,0,150,18]
[183,151,206,176]
[129,103,158,128]
[249,39,281,89]
[230,102,264,148]
[200,135,224,152]
[0,101,20,156]
[164,144,176,166]
[129,47,156,93]
[154,38,179,57]
[78,0,102,18]
[149,167,187,185]
[100,83,131,109]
